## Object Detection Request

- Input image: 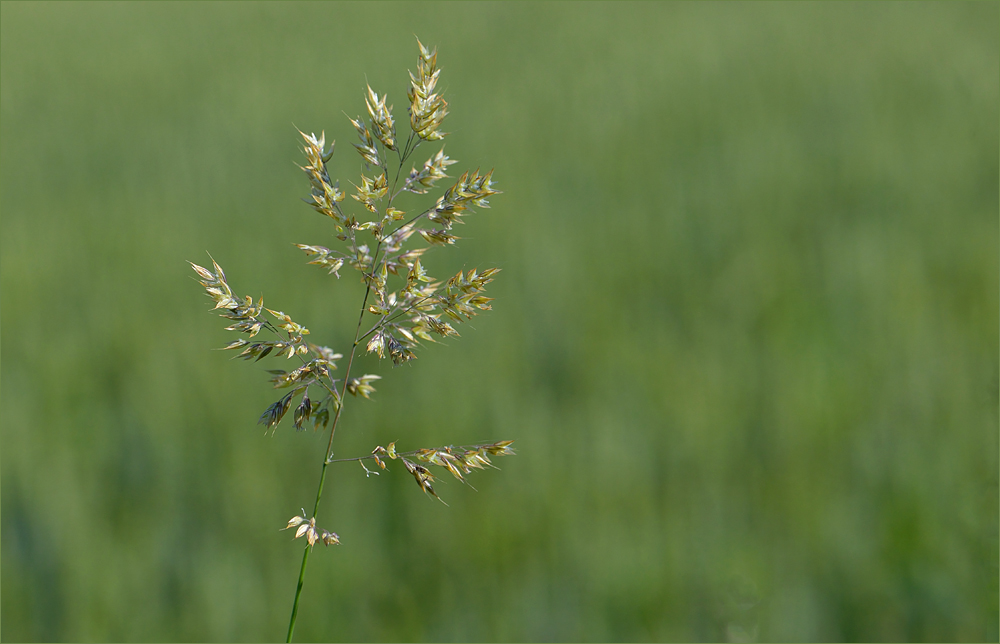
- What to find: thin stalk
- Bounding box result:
[286,129,425,642]
[285,539,312,642]
[285,269,377,642]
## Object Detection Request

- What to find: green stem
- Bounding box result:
[286,535,313,642]
[286,255,378,642]
[286,126,419,642]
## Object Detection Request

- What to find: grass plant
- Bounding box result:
[190,39,513,642]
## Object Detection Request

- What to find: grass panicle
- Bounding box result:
[190,38,512,642]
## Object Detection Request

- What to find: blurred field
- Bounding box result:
[1,2,997,641]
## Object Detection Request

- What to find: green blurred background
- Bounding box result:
[2,2,997,641]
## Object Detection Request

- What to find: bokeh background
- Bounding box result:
[2,2,997,642]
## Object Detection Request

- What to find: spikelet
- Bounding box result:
[366,441,516,503]
[407,38,449,141]
[283,512,340,548]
